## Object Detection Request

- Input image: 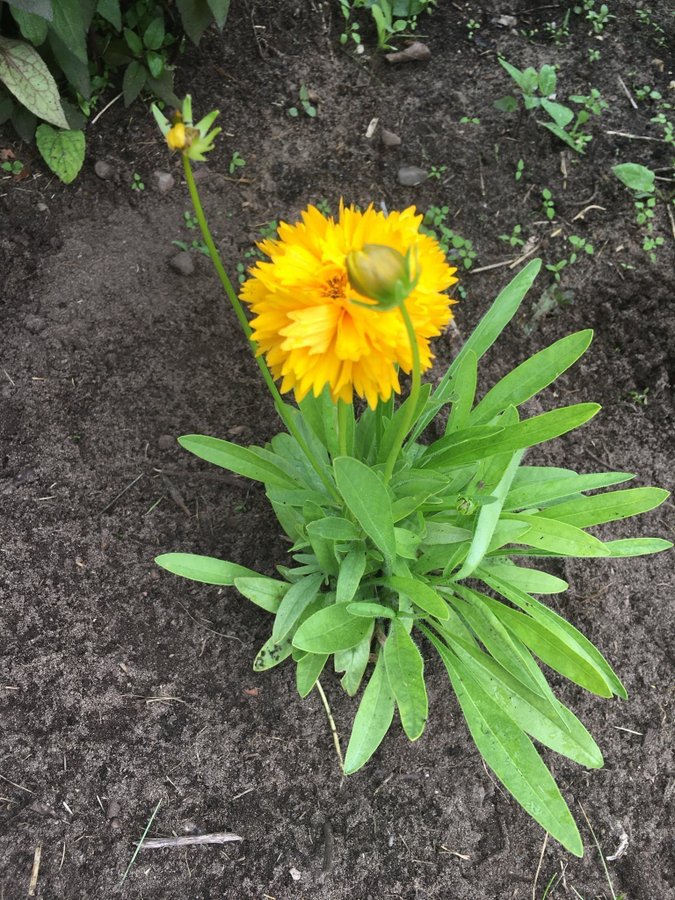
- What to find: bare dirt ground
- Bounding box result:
[1,2,673,897]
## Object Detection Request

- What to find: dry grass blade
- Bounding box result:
[140,832,242,849]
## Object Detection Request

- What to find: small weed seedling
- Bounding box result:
[422,205,477,298]
[338,1,435,51]
[499,224,525,248]
[229,151,246,175]
[460,115,481,125]
[288,85,317,118]
[466,18,481,41]
[612,163,665,263]
[496,58,606,153]
[1,159,24,175]
[542,188,556,221]
[546,234,594,282]
[635,7,668,47]
[236,219,280,283]
[515,158,525,181]
[588,48,601,62]
[315,199,332,217]
[573,1,614,35]
[428,164,447,181]
[131,172,145,191]
[628,387,649,406]
[173,210,208,256]
[543,10,571,44]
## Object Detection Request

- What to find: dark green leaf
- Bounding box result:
[48,30,91,98]
[176,0,213,44]
[143,17,165,50]
[206,0,231,29]
[51,0,94,64]
[7,1,53,19]
[35,125,84,184]
[10,8,48,45]
[123,26,143,56]
[253,634,293,671]
[97,0,121,31]
[306,516,361,542]
[122,60,146,107]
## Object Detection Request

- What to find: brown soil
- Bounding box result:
[1,2,673,898]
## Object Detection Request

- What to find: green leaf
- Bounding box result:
[538,64,557,96]
[612,163,655,194]
[145,50,164,79]
[540,120,584,153]
[383,619,428,740]
[456,451,523,580]
[541,98,574,127]
[0,37,68,129]
[423,404,600,470]
[494,95,518,113]
[233,576,288,613]
[123,26,143,56]
[10,102,36,140]
[384,576,449,620]
[423,522,473,544]
[143,17,165,50]
[417,260,542,438]
[7,1,53,19]
[444,350,477,434]
[379,383,431,462]
[293,604,371,654]
[504,469,635,511]
[48,31,91,98]
[343,653,395,774]
[482,572,626,699]
[478,562,568,594]
[51,0,94,64]
[178,434,296,488]
[430,636,583,856]
[424,625,602,768]
[600,537,673,557]
[334,624,374,695]
[306,516,360,542]
[253,634,293,672]
[347,602,396,619]
[478,595,614,697]
[296,652,328,698]
[206,0,231,29]
[272,572,324,642]
[471,331,593,425]
[537,487,669,528]
[10,8,49,45]
[35,124,84,184]
[504,513,610,557]
[336,548,367,604]
[176,0,214,44]
[334,457,396,568]
[97,0,121,31]
[123,60,146,107]
[155,552,260,585]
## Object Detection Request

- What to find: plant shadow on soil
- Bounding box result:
[0,2,673,898]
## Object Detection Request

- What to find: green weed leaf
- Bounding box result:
[35,124,84,183]
[0,37,68,128]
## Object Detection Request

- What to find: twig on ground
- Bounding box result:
[27,845,42,897]
[90,92,123,126]
[532,832,548,900]
[578,802,618,900]
[101,473,144,514]
[605,130,668,143]
[617,76,638,110]
[315,679,344,771]
[140,832,242,849]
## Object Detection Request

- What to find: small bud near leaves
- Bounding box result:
[152,95,221,161]
[346,243,419,310]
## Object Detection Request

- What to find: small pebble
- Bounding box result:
[25,314,46,334]
[37,202,48,212]
[106,799,121,820]
[289,867,301,881]
[169,251,195,276]
[158,434,175,451]
[397,165,427,186]
[94,160,115,181]
[153,170,175,194]
[381,129,401,148]
[110,818,121,830]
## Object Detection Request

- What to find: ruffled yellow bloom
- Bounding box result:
[240,202,458,409]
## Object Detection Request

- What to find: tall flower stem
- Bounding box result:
[383,302,421,483]
[338,400,351,457]
[182,155,339,501]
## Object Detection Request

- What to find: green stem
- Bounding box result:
[337,400,350,457]
[383,302,421,483]
[182,154,339,501]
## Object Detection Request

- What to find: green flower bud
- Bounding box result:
[346,244,414,310]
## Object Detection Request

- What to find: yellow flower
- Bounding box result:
[166,122,187,150]
[240,202,458,409]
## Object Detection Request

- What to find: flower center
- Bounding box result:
[322,272,347,300]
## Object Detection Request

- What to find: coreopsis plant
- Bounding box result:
[153,98,671,857]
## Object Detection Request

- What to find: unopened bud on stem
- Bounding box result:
[346,243,418,310]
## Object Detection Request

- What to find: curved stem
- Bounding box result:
[383,302,421,483]
[182,155,339,501]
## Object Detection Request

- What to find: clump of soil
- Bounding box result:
[1,2,673,897]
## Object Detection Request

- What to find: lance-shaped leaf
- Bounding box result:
[504,513,610,557]
[296,652,328,698]
[383,575,449,620]
[272,572,324,642]
[234,577,287,614]
[343,652,395,774]
[471,330,593,425]
[179,434,297,488]
[504,469,635,511]
[477,562,568,594]
[383,618,428,740]
[428,634,583,857]
[155,552,260,584]
[536,487,669,528]
[336,548,367,604]
[292,603,372,654]
[334,457,396,568]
